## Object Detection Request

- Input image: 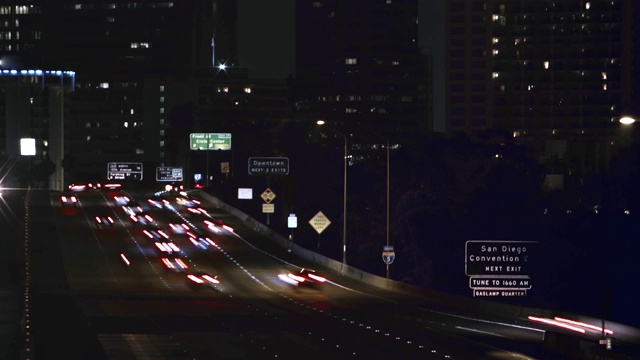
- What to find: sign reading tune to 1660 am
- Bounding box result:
[465,240,537,297]
[190,133,232,150]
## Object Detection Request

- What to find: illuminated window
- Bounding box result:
[493,49,499,55]
[159,141,164,146]
[244,87,251,93]
[139,42,150,48]
[160,107,164,114]
[159,85,164,91]
[528,85,534,91]
[100,82,109,89]
[603,84,607,91]
[345,108,357,113]
[159,96,164,103]
[345,58,357,65]
[492,38,499,44]
[391,61,399,66]
[124,122,128,128]
[544,61,550,69]
[130,43,138,48]
[86,136,91,141]
[130,109,134,115]
[160,130,165,136]
[601,72,607,80]
[107,17,115,22]
[492,14,499,21]
[136,149,144,154]
[585,2,591,9]
[0,6,10,14]
[160,118,164,125]
[500,85,505,91]
[492,72,499,78]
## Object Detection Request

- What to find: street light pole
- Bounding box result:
[342,134,348,264]
[385,138,390,279]
[317,120,348,265]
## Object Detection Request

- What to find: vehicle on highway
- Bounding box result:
[160,254,189,272]
[142,226,170,240]
[130,212,154,225]
[94,215,114,229]
[154,241,180,254]
[60,194,78,206]
[186,230,216,250]
[278,268,328,289]
[122,200,144,215]
[114,195,131,205]
[186,272,220,291]
[168,222,189,234]
[204,219,234,233]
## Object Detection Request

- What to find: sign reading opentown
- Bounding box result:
[465,240,537,297]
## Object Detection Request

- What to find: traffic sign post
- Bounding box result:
[261,188,276,225]
[107,162,143,181]
[156,167,183,182]
[309,211,331,249]
[248,157,289,175]
[382,245,395,278]
[288,214,297,252]
[189,133,232,151]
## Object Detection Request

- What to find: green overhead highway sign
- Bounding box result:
[189,133,232,150]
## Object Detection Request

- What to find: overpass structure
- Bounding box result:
[196,191,640,359]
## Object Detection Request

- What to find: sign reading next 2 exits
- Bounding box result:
[190,133,232,150]
[248,157,289,175]
[465,240,537,298]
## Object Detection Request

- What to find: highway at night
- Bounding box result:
[15,186,639,359]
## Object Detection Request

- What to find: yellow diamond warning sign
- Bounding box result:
[260,188,276,203]
[309,211,331,234]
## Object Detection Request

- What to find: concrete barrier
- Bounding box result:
[196,191,640,348]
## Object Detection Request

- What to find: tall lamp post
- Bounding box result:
[317,120,348,264]
[363,129,392,278]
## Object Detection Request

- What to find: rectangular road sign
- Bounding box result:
[156,167,183,182]
[107,162,143,181]
[248,157,289,175]
[262,203,275,214]
[465,240,536,276]
[189,133,232,151]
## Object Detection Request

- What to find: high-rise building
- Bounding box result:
[293,0,428,138]
[444,0,633,189]
[0,1,294,189]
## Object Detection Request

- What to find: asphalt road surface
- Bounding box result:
[5,187,637,359]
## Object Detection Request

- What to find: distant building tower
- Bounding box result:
[445,0,633,189]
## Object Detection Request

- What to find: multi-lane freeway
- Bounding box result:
[9,186,639,359]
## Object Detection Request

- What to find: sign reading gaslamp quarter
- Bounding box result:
[465,240,537,297]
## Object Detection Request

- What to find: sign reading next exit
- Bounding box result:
[190,133,232,150]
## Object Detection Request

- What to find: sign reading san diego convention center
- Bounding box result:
[465,240,537,298]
